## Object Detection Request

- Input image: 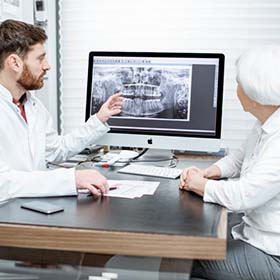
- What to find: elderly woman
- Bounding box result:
[180,46,280,280]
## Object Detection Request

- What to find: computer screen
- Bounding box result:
[85,52,224,152]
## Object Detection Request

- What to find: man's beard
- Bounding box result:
[17,64,46,90]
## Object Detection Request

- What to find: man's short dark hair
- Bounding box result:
[0,19,47,70]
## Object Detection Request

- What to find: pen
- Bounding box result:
[94,162,110,168]
[94,155,121,168]
[87,186,117,197]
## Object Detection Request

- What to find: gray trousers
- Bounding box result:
[191,213,280,280]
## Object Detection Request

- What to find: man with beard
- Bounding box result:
[0,19,123,201]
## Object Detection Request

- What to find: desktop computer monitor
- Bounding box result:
[85,51,224,152]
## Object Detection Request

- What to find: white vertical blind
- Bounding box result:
[58,0,280,151]
[36,1,59,130]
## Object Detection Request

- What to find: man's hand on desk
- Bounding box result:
[179,165,221,197]
[75,169,109,196]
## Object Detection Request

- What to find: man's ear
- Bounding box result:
[6,54,22,72]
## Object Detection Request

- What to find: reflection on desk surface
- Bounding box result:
[0,247,192,280]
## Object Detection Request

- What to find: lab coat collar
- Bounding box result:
[0,83,34,105]
[261,107,280,134]
[0,84,14,102]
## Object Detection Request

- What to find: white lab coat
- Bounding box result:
[204,108,280,256]
[0,84,109,201]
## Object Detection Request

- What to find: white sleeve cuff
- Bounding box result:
[55,167,77,196]
[214,157,235,178]
[89,114,110,132]
[203,179,218,203]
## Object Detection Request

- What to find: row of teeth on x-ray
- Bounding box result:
[121,98,164,116]
[122,84,160,97]
[121,84,164,116]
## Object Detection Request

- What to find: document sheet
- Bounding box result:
[106,180,160,199]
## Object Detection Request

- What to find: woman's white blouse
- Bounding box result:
[204,108,280,256]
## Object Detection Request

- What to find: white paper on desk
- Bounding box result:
[106,180,160,199]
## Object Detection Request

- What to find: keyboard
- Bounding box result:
[118,164,182,179]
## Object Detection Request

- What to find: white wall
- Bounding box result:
[0,0,33,23]
[0,0,59,130]
[58,0,280,151]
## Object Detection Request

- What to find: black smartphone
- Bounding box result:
[21,201,64,214]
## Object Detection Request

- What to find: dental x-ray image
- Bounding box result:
[91,66,192,120]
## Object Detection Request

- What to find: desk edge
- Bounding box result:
[0,213,227,260]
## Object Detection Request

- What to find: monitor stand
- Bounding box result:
[137,149,175,167]
[139,148,220,170]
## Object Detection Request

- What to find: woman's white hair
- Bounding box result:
[236,45,280,105]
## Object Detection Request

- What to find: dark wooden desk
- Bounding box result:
[0,157,226,279]
[0,170,227,259]
[0,164,226,260]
